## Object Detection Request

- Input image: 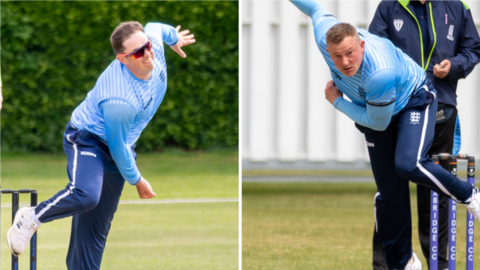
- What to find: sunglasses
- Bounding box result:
[117,38,152,60]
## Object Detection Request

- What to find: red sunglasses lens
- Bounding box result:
[131,41,152,60]
[131,50,144,60]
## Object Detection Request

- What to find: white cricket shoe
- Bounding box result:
[405,252,422,270]
[7,207,41,256]
[467,188,480,222]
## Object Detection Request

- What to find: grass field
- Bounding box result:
[1,149,239,270]
[243,178,480,270]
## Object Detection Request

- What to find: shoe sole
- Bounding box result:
[7,207,30,257]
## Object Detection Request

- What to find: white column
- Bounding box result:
[277,1,303,161]
[336,0,367,27]
[242,24,251,159]
[249,1,276,161]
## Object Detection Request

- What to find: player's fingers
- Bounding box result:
[179,29,190,35]
[176,25,181,32]
[183,34,194,40]
[177,48,186,58]
[183,39,196,46]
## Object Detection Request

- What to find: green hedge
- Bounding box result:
[1,1,238,152]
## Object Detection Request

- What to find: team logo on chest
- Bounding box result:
[447,25,455,41]
[410,111,421,125]
[394,19,403,32]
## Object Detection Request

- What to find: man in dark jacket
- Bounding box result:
[369,1,480,269]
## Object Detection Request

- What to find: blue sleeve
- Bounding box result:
[334,98,394,131]
[368,1,391,39]
[333,68,397,131]
[290,0,339,45]
[101,101,141,185]
[447,8,480,80]
[145,23,178,46]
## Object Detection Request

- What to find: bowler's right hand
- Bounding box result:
[325,80,343,105]
[170,25,196,58]
[136,177,156,199]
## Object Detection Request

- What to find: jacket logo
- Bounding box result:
[410,111,421,125]
[447,25,455,41]
[366,141,374,148]
[394,19,403,32]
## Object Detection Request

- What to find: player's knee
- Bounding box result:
[80,196,99,211]
[71,190,100,211]
[395,159,418,179]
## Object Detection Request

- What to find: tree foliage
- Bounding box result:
[1,1,238,152]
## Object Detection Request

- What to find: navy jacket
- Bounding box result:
[369,0,480,107]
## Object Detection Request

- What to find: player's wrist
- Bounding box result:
[333,96,344,108]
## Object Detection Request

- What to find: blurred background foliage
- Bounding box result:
[1,1,238,152]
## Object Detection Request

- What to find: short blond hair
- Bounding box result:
[326,23,359,46]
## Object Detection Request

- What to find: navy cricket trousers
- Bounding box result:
[356,80,473,270]
[33,123,129,270]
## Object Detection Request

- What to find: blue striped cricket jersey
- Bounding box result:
[70,23,178,184]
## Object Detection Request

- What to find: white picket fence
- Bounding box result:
[241,0,480,168]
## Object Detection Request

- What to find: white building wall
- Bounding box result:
[242,0,480,166]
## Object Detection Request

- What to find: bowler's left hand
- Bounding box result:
[433,59,451,79]
[170,25,196,58]
[136,177,156,199]
[325,80,343,105]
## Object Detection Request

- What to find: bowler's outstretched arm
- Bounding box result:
[290,0,339,45]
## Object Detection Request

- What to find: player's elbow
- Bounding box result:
[370,118,391,131]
